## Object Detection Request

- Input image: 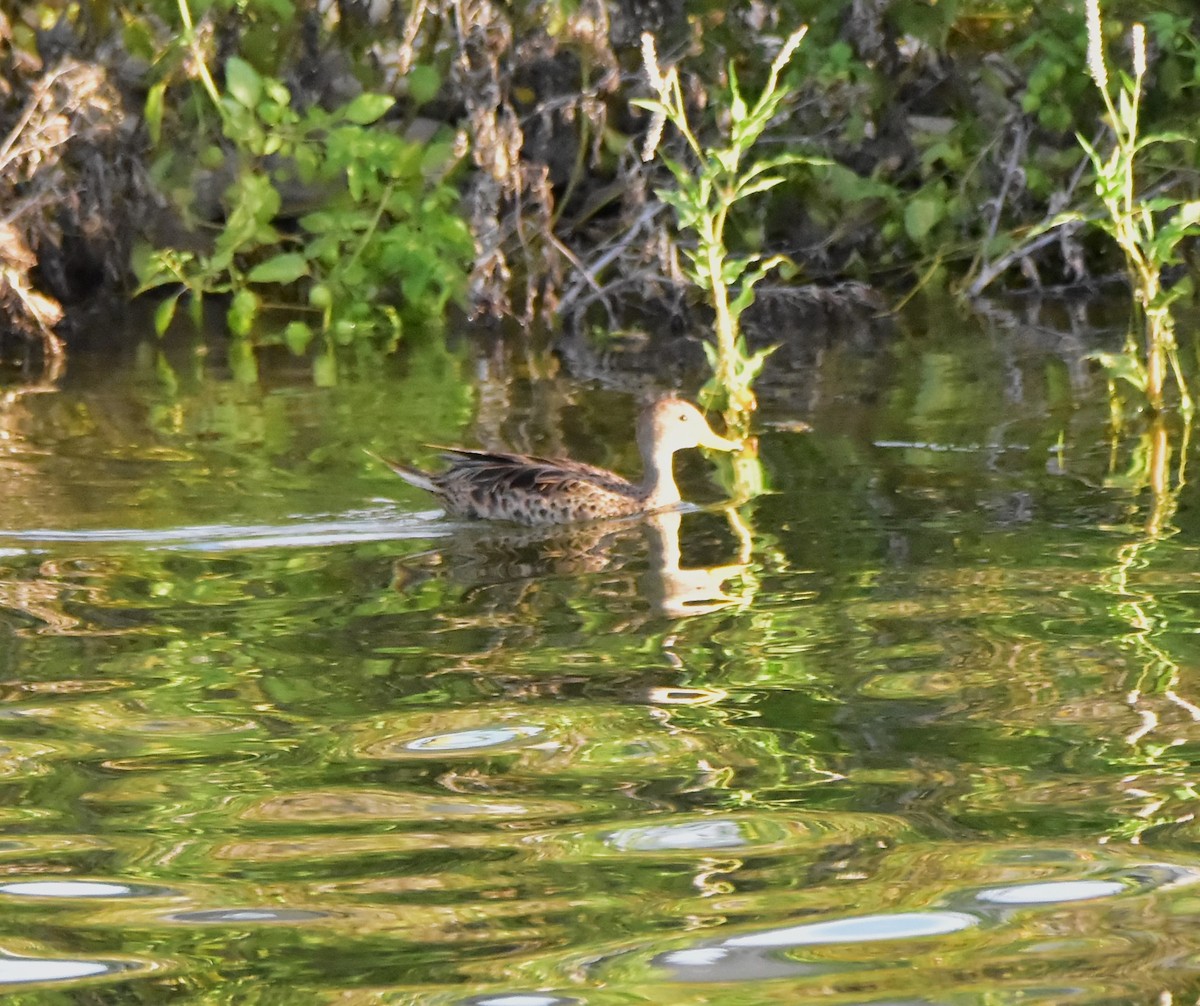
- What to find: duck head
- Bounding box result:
[638,398,742,458]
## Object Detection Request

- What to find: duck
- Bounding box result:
[376,397,741,527]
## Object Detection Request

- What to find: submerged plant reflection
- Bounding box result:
[1097,418,1199,845]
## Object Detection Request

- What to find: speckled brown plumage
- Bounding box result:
[378,398,740,527]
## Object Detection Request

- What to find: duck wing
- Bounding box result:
[432,447,635,496]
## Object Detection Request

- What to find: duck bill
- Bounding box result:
[699,431,743,453]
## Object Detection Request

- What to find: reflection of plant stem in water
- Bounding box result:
[723,505,754,566]
[1100,453,1200,843]
[711,449,770,520]
[1143,420,1170,538]
[728,448,769,509]
[1105,416,1190,537]
[692,857,742,898]
[721,500,765,606]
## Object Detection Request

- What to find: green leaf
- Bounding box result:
[308,284,333,310]
[729,255,790,319]
[229,337,259,384]
[132,244,185,293]
[1135,130,1193,150]
[1088,350,1148,392]
[283,320,315,355]
[722,256,754,286]
[904,193,945,242]
[728,63,747,122]
[225,57,263,109]
[341,92,395,125]
[257,100,284,126]
[420,140,458,177]
[1037,104,1072,132]
[739,345,776,383]
[154,292,180,336]
[630,98,666,114]
[744,152,831,179]
[715,149,739,175]
[1075,132,1102,167]
[200,144,225,170]
[1116,87,1135,133]
[818,162,898,204]
[1153,279,1192,311]
[733,175,785,201]
[227,287,259,337]
[347,160,364,201]
[247,253,310,284]
[123,18,155,60]
[659,156,698,194]
[313,349,337,386]
[299,211,336,234]
[408,65,441,106]
[145,80,166,146]
[264,78,291,106]
[1174,200,1200,228]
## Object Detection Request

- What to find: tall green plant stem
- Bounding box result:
[637,28,810,447]
[1090,32,1169,411]
[177,0,222,109]
[1082,3,1194,417]
[703,204,743,418]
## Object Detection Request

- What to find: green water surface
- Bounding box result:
[0,306,1198,1004]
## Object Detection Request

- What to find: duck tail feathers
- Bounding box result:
[365,450,437,493]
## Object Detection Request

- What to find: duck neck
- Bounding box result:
[640,445,681,508]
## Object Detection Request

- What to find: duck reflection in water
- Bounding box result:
[391,505,752,620]
[640,509,750,618]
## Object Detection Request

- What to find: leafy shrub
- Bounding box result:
[134,6,473,374]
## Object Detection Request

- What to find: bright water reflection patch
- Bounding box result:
[0,958,108,984]
[606,819,752,852]
[720,910,978,948]
[976,880,1125,905]
[402,725,545,754]
[0,952,146,986]
[165,908,330,924]
[0,879,175,899]
[649,910,979,984]
[458,995,580,1006]
[966,863,1200,908]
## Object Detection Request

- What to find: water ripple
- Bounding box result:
[241,788,587,824]
[0,509,448,554]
